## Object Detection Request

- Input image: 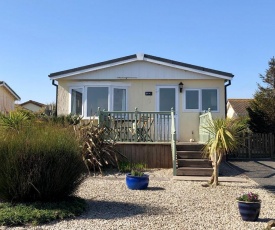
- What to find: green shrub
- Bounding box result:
[0,196,86,226]
[0,124,86,202]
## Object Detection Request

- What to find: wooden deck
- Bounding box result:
[116,142,172,168]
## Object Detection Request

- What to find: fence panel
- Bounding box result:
[228,132,275,159]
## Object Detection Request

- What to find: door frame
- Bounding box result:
[156,85,179,140]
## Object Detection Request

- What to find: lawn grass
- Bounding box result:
[0,196,87,227]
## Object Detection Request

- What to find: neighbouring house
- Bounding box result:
[0,81,21,114]
[19,100,46,113]
[49,53,234,142]
[227,99,252,119]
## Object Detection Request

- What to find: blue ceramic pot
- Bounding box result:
[238,201,261,221]
[126,173,149,190]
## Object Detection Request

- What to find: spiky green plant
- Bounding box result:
[75,119,127,175]
[0,110,31,133]
[202,118,245,186]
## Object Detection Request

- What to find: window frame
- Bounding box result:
[69,87,84,116]
[69,83,128,118]
[183,88,219,112]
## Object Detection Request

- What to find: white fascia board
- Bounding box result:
[49,58,138,80]
[144,58,232,80]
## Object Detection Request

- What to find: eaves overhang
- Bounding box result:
[48,53,234,80]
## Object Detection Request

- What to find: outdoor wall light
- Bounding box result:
[179,82,184,93]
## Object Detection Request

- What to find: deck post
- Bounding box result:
[171,108,177,176]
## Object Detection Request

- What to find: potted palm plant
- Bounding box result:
[125,169,149,190]
[236,192,261,221]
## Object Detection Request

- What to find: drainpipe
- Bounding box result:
[52,80,58,116]
[224,80,231,118]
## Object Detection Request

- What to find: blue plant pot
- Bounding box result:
[126,173,149,190]
[238,201,261,221]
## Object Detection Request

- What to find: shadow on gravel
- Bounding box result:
[256,218,274,223]
[147,187,165,191]
[83,200,167,219]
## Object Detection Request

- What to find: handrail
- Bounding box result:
[199,108,213,143]
[170,108,177,176]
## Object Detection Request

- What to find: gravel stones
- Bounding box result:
[6,166,275,230]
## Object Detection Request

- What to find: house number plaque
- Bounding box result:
[145,92,153,96]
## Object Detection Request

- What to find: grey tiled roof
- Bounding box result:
[228,99,252,116]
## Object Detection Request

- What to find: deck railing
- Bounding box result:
[98,108,173,142]
[199,109,213,143]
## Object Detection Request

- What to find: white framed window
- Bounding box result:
[69,84,128,117]
[70,87,83,115]
[87,86,109,117]
[113,87,126,111]
[184,89,219,112]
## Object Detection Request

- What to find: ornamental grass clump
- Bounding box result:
[0,123,86,203]
[237,192,260,202]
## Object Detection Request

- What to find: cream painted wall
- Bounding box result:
[0,87,16,113]
[57,80,70,115]
[57,78,226,142]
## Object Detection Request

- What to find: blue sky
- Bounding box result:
[0,0,274,104]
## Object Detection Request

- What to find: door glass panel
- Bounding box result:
[113,88,126,111]
[71,88,83,115]
[159,88,175,111]
[87,87,108,116]
[186,90,199,109]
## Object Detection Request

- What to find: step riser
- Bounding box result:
[176,144,204,151]
[178,161,212,168]
[177,151,207,159]
[177,168,213,176]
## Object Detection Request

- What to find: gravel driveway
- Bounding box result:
[6,164,275,230]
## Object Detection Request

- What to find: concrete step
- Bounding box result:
[177,159,212,168]
[177,167,213,176]
[177,151,207,159]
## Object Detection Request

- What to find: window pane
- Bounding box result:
[71,88,82,115]
[159,88,175,111]
[114,88,126,111]
[87,87,108,116]
[202,89,217,111]
[186,90,199,109]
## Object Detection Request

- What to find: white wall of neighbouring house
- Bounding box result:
[21,103,44,113]
[226,103,238,119]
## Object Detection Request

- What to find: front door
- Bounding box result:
[156,86,178,140]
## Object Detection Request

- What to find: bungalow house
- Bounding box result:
[19,100,46,113]
[227,99,252,119]
[0,81,21,114]
[49,53,233,142]
[49,54,235,175]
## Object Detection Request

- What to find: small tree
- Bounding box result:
[247,57,275,133]
[203,118,245,186]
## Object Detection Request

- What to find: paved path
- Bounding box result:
[228,160,275,193]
